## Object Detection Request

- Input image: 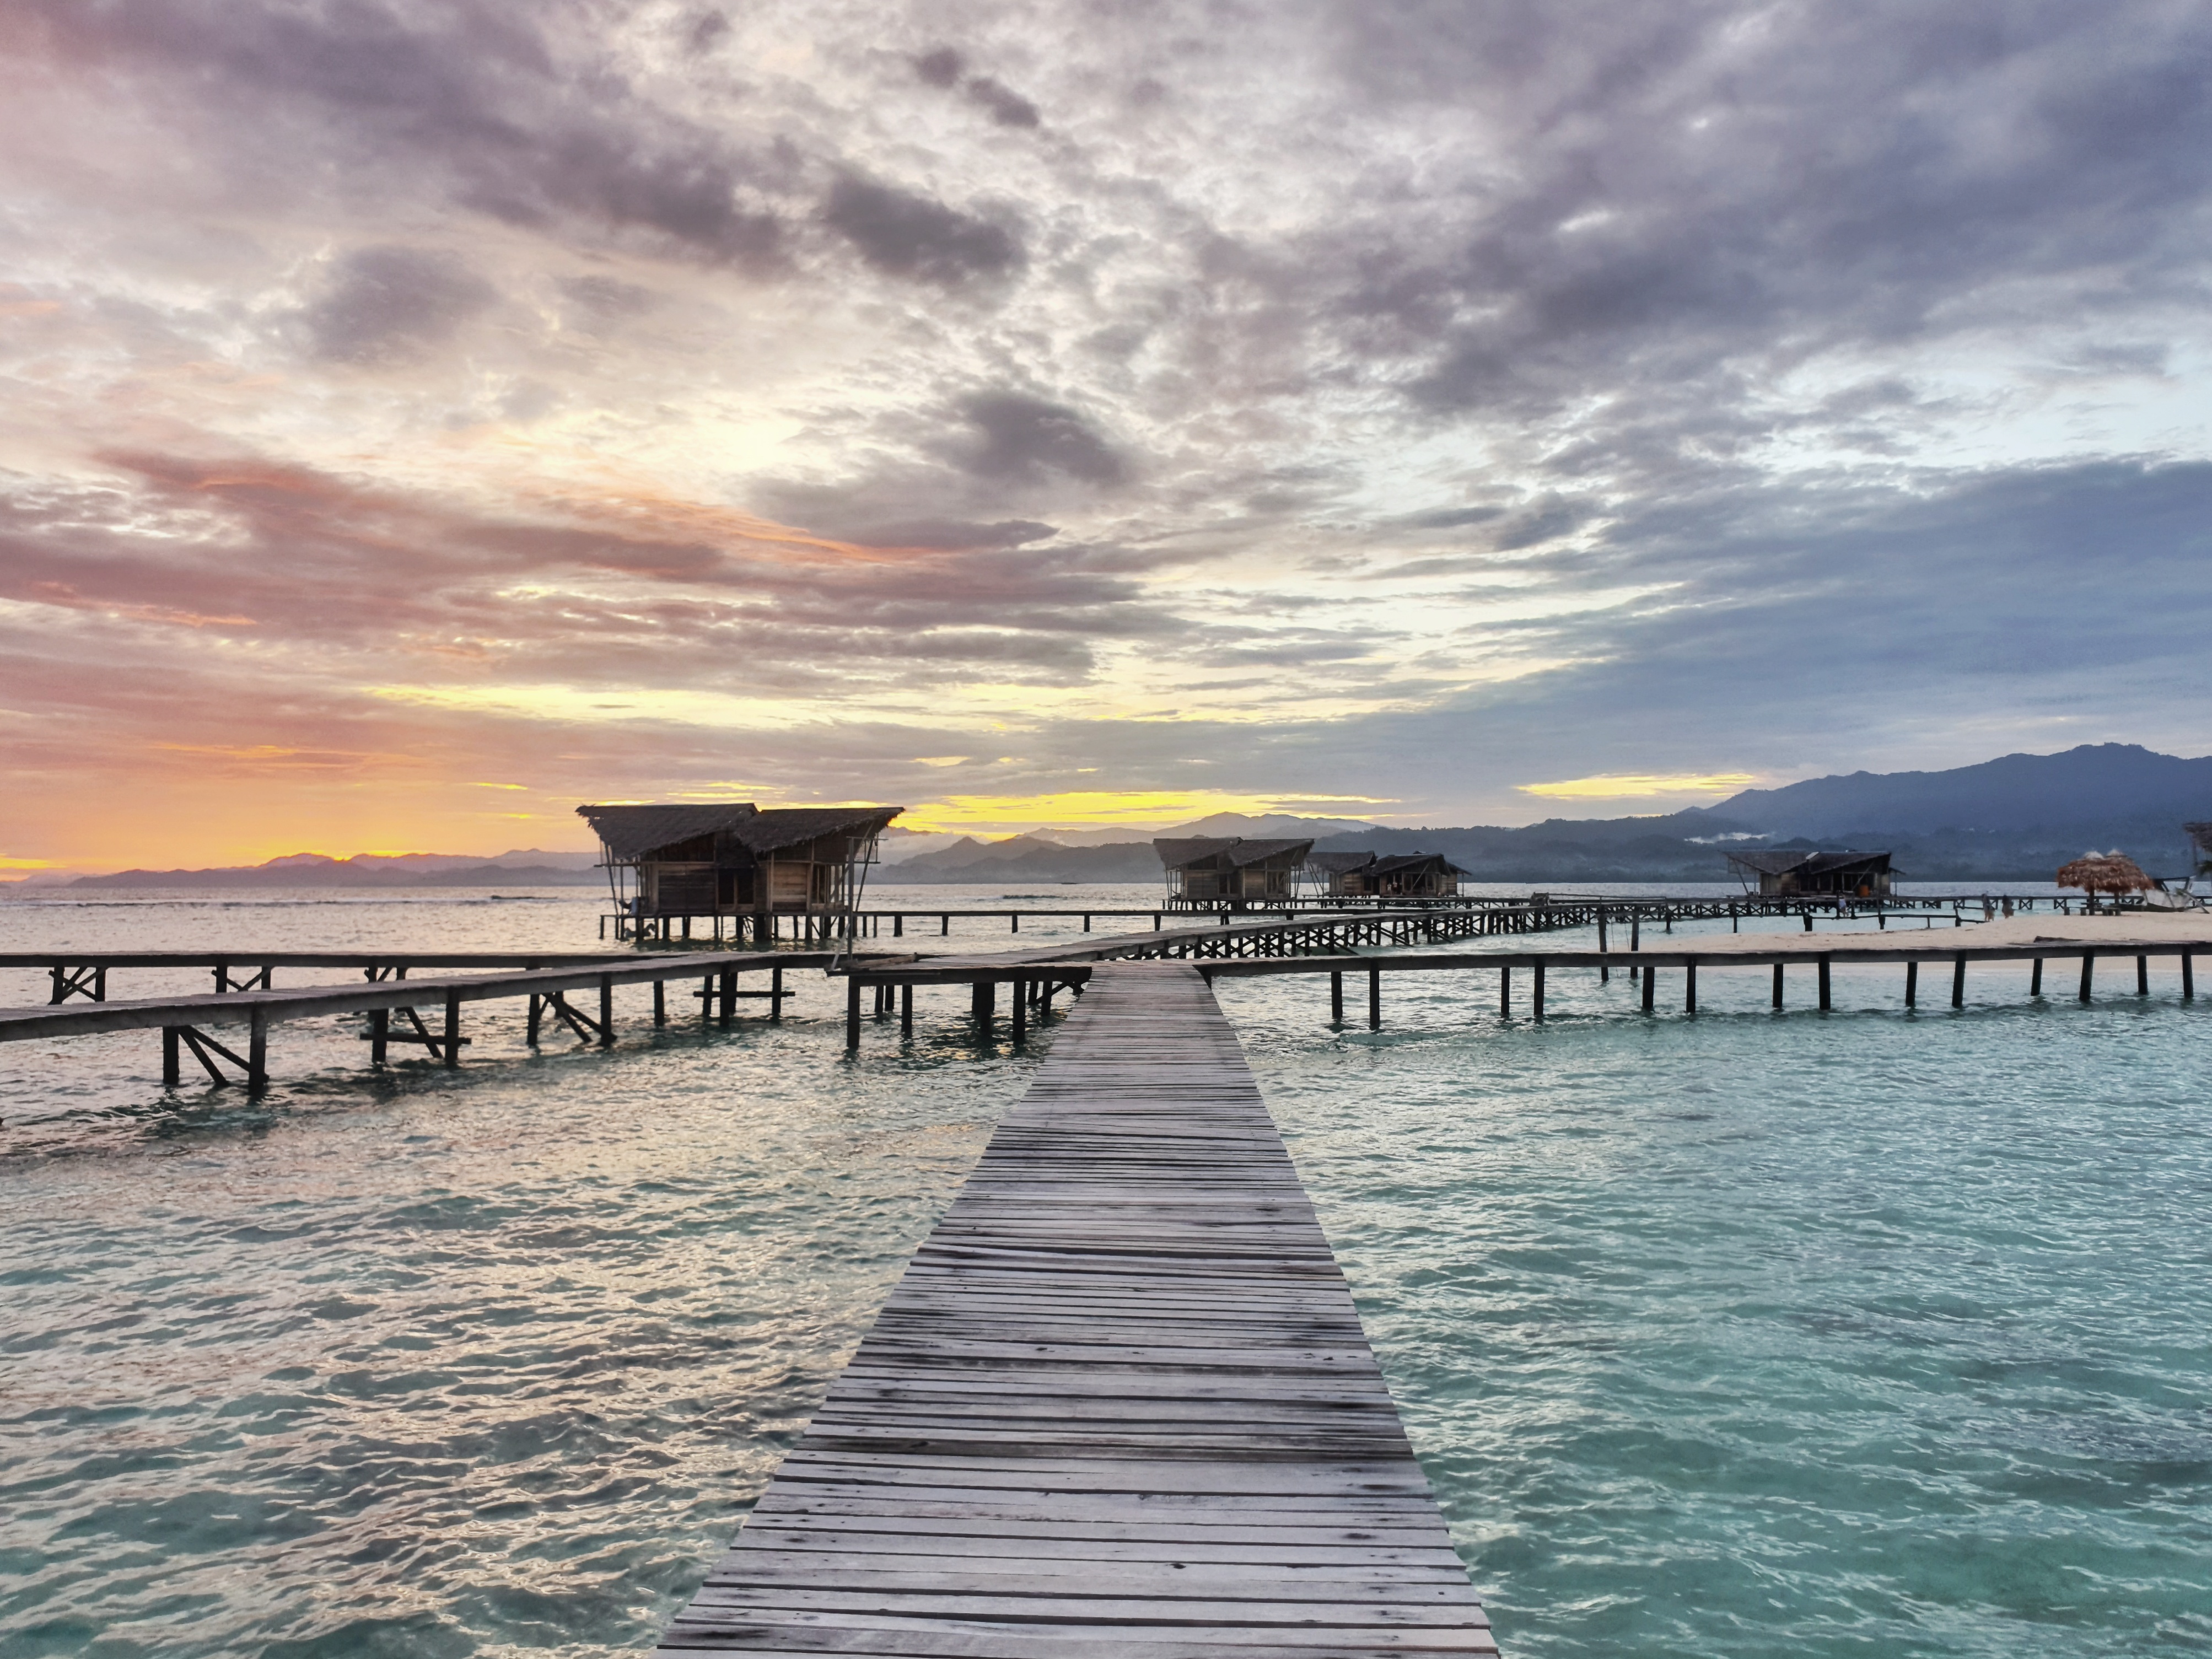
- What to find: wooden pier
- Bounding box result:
[845,914,2211,1040]
[0,950,842,1087]
[658,962,1495,1656]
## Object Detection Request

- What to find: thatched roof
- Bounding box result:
[2055,852,2154,893]
[576,802,901,861]
[1369,852,1472,879]
[736,806,903,855]
[1154,836,1314,870]
[577,802,757,860]
[1725,848,1892,877]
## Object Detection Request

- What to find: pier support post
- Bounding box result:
[1773,962,1785,1008]
[162,1026,180,1086]
[1952,954,1966,1009]
[1532,961,1544,1021]
[1500,965,1511,1019]
[1330,971,1343,1024]
[699,974,714,1026]
[1630,916,1639,952]
[1904,961,1917,1008]
[1367,965,1380,1030]
[1684,960,1697,1014]
[653,980,666,1026]
[2079,954,2095,1001]
[528,994,543,1046]
[720,968,736,1024]
[1817,956,1832,1011]
[1803,912,1814,932]
[901,983,913,1034]
[1013,978,1027,1042]
[771,966,784,1022]
[847,977,862,1051]
[972,979,995,1028]
[247,1008,268,1090]
[2031,956,2043,997]
[600,975,615,1046]
[2137,955,2149,995]
[1641,964,1655,1012]
[2184,955,2194,999]
[443,989,461,1068]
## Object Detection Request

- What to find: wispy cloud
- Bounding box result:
[4,0,2211,865]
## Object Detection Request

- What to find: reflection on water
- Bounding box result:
[3,887,2208,1656]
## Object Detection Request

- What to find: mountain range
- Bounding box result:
[29,745,2212,890]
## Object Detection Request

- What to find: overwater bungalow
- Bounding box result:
[1154,836,1313,909]
[1308,850,1469,898]
[1726,848,1896,897]
[578,801,901,943]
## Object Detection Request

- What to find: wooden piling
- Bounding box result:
[2080,954,2095,1001]
[1817,955,1832,1011]
[1951,954,1966,1009]
[1367,963,1380,1030]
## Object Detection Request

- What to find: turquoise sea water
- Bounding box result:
[2,887,2208,1656]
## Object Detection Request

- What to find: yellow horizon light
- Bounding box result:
[1517,772,1757,799]
[900,790,1396,834]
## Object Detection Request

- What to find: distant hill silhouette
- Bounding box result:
[1301,744,2212,883]
[1702,744,2212,839]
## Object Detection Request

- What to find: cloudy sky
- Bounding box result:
[4,0,2210,869]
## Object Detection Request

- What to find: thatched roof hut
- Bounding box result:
[1154,836,1312,908]
[577,801,901,919]
[2055,851,2153,907]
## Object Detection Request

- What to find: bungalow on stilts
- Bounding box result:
[578,802,902,946]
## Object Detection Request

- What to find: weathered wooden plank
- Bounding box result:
[658,963,1491,1657]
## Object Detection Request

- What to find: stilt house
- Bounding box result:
[1307,851,1469,898]
[578,802,901,940]
[1726,848,1895,897]
[1154,836,1313,909]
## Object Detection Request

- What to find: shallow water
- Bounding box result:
[3,887,2208,1656]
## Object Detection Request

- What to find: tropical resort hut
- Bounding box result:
[2055,850,2154,912]
[1154,836,1313,910]
[1725,848,1896,897]
[1308,850,1469,898]
[577,801,902,945]
[2187,822,2212,878]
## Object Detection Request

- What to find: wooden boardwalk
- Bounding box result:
[660,962,1494,1656]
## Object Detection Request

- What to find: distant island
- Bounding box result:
[28,742,2212,891]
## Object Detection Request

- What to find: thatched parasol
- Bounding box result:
[2055,852,2154,909]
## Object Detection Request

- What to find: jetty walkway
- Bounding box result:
[658,962,1495,1656]
[0,911,1453,1087]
